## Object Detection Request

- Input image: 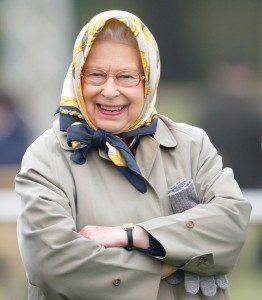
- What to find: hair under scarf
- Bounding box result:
[58,10,161,193]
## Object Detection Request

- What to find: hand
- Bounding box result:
[167,179,228,296]
[166,270,228,297]
[168,178,199,214]
[79,225,149,249]
[161,263,178,279]
[184,272,228,297]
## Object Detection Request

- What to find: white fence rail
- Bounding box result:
[0,189,261,223]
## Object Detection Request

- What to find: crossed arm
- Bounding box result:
[79,224,177,279]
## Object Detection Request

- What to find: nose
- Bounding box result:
[101,77,120,99]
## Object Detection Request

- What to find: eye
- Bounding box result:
[116,71,138,81]
[85,69,107,81]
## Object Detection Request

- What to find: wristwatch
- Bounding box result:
[123,223,134,251]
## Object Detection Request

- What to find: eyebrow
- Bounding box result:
[83,66,142,73]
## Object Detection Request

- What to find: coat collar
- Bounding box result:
[153,116,177,148]
[136,117,177,180]
[53,117,72,150]
[97,117,177,161]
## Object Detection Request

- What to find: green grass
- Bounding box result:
[228,223,262,300]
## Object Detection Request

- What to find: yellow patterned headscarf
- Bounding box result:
[59,10,160,131]
[58,11,161,193]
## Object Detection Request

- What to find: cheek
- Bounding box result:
[82,83,90,100]
[82,85,97,107]
[134,101,144,117]
[81,85,97,121]
[134,89,145,115]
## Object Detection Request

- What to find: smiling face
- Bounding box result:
[81,40,145,134]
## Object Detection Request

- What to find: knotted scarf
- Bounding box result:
[59,106,157,193]
[58,10,161,193]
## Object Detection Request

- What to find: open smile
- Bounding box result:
[97,104,126,114]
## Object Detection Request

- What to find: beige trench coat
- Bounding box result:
[15,115,251,300]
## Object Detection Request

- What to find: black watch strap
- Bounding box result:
[123,223,134,251]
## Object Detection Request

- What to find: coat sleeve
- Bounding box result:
[15,132,161,300]
[138,129,252,276]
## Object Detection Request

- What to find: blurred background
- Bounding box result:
[0,0,261,299]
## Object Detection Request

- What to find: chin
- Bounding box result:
[96,122,129,134]
[103,128,123,134]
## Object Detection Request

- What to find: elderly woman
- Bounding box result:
[15,10,251,300]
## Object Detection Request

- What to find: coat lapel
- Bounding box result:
[135,118,177,207]
[135,136,159,180]
[136,117,177,180]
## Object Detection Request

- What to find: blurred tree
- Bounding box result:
[199,56,262,188]
[73,0,262,82]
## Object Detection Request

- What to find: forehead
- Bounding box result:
[83,40,142,71]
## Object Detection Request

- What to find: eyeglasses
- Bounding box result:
[81,69,145,87]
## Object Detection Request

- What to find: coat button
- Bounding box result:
[199,256,207,264]
[112,278,121,286]
[186,220,194,228]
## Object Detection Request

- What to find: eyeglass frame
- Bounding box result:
[81,68,146,87]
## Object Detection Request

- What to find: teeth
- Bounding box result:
[100,105,124,112]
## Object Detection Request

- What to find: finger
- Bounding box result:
[215,275,228,289]
[165,269,184,285]
[184,272,200,295]
[200,276,217,297]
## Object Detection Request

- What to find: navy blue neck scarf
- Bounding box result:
[58,106,158,193]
